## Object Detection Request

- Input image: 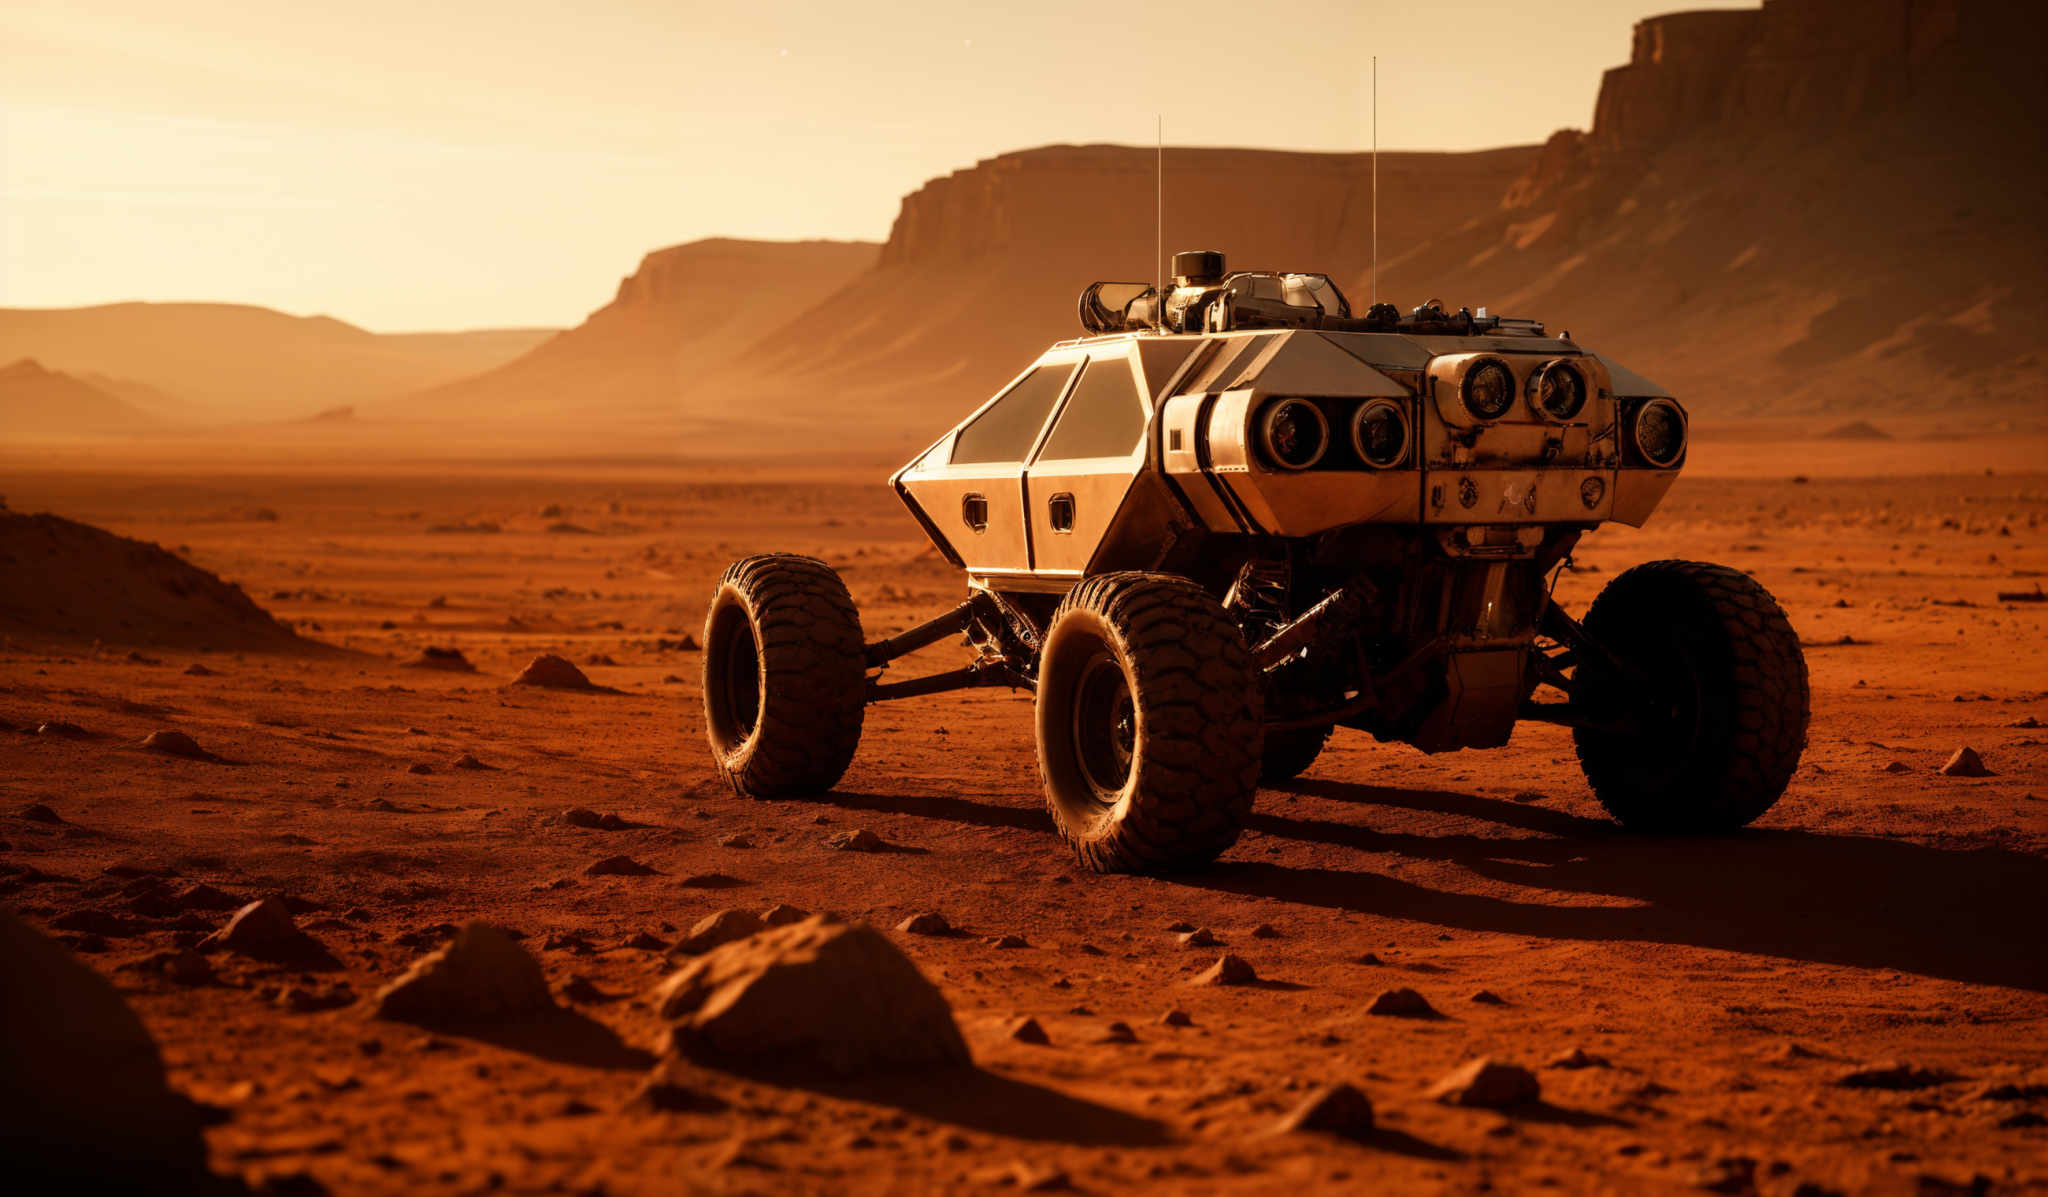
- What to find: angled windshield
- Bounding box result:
[951,363,1076,465]
[1037,356,1144,461]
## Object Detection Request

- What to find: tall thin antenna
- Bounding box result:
[1155,115,1164,304]
[1371,55,1378,309]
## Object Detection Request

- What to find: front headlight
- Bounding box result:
[1632,398,1686,467]
[1350,399,1409,469]
[1257,398,1329,470]
[1461,358,1515,421]
[1528,360,1587,421]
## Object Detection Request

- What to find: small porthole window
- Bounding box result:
[961,493,989,532]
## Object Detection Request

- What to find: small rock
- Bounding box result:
[450,754,489,771]
[760,904,809,926]
[1509,791,1547,804]
[120,949,214,986]
[674,909,765,956]
[560,807,604,828]
[1158,1008,1194,1028]
[406,762,434,775]
[509,654,601,691]
[651,917,969,1075]
[1273,1083,1375,1138]
[1097,1021,1137,1044]
[620,932,667,951]
[1468,989,1507,1005]
[1164,921,1195,933]
[584,653,618,666]
[174,883,241,911]
[401,647,474,672]
[1249,923,1281,939]
[679,872,742,889]
[1002,1016,1050,1045]
[1547,1047,1609,1070]
[985,934,1028,949]
[1937,747,1993,777]
[1427,1058,1541,1108]
[2000,1111,2048,1129]
[183,663,215,677]
[17,803,65,824]
[1836,1061,1959,1090]
[1353,952,1383,966]
[896,912,951,936]
[1194,954,1256,986]
[1177,928,1220,948]
[1881,760,1911,773]
[370,923,556,1026]
[141,730,209,760]
[36,721,90,738]
[829,828,888,852]
[585,855,657,877]
[718,834,754,849]
[1366,987,1437,1018]
[201,897,327,964]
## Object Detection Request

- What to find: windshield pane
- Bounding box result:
[1037,356,1144,461]
[951,364,1076,464]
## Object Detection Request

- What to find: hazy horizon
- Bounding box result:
[4,0,1752,332]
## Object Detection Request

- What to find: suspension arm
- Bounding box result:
[866,659,1033,704]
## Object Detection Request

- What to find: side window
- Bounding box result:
[950,364,1076,465]
[1036,356,1145,461]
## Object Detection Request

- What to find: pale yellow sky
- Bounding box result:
[1,0,1751,331]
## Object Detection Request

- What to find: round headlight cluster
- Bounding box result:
[1351,399,1409,469]
[1632,398,1687,467]
[1257,398,1329,471]
[1461,358,1515,420]
[1528,360,1587,421]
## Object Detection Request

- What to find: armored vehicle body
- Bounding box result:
[702,251,1809,873]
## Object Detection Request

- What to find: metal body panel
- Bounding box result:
[1611,469,1680,527]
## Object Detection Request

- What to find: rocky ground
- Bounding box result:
[1,443,2045,1194]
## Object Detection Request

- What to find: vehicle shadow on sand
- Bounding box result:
[1200,779,2048,993]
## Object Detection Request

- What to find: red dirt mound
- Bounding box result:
[0,510,315,651]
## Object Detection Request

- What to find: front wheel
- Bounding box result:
[1035,573,1262,873]
[1573,560,1809,831]
[702,555,866,797]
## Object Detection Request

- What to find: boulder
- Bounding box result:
[201,896,327,963]
[371,922,557,1026]
[673,909,765,956]
[1177,928,1220,948]
[0,908,211,1183]
[141,730,210,760]
[1001,1016,1050,1045]
[760,904,811,926]
[585,855,657,877]
[1836,1061,1959,1090]
[1366,987,1438,1018]
[510,654,601,691]
[402,646,476,672]
[1428,1057,1541,1108]
[896,911,951,936]
[1938,747,1994,777]
[650,916,969,1076]
[1273,1083,1375,1137]
[1194,954,1257,986]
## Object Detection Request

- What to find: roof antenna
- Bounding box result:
[1371,55,1378,310]
[1155,114,1164,310]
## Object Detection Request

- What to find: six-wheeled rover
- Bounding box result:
[702,251,1809,872]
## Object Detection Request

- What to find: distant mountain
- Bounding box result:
[0,359,158,438]
[402,239,881,423]
[1367,0,2048,416]
[0,303,555,418]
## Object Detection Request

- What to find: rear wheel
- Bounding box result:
[1260,724,1332,784]
[702,554,865,797]
[1573,560,1808,831]
[1035,573,1261,873]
